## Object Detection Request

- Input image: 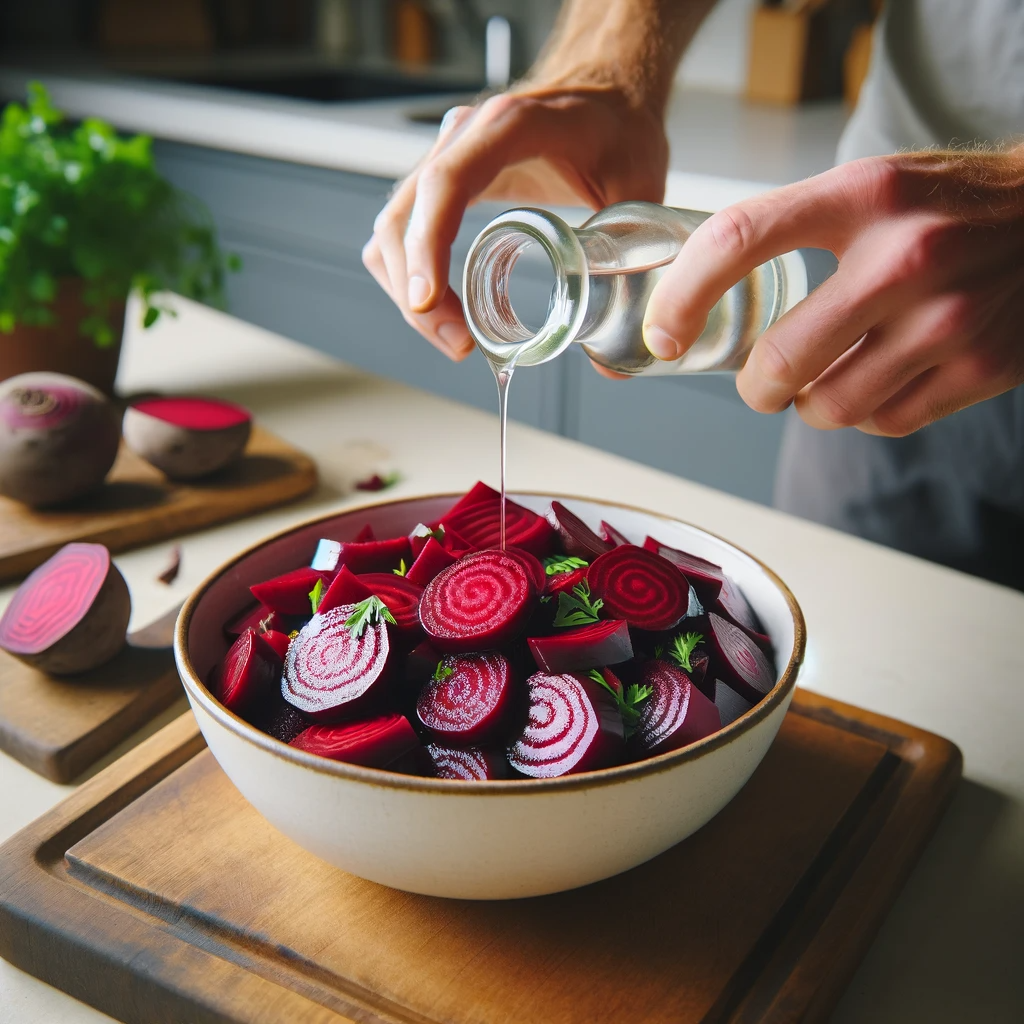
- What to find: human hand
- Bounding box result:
[643,149,1024,435]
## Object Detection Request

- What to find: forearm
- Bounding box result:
[526,0,718,116]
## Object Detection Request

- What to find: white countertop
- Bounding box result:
[2,297,1023,1022]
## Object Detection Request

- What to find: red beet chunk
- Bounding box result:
[0,542,130,675]
[546,565,588,596]
[634,661,721,756]
[353,523,375,543]
[587,545,689,631]
[337,536,411,574]
[419,550,536,653]
[716,575,764,634]
[405,536,456,586]
[251,567,332,616]
[600,520,630,547]
[416,651,514,744]
[427,744,509,780]
[643,537,724,604]
[549,501,612,560]
[290,714,419,768]
[708,612,775,704]
[528,619,633,673]
[261,629,292,659]
[225,602,275,637]
[440,484,556,557]
[283,603,392,720]
[317,566,373,615]
[214,628,283,718]
[508,672,624,778]
[358,573,424,635]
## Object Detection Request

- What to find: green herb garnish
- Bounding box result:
[308,578,325,614]
[669,632,704,673]
[543,555,589,576]
[586,669,653,738]
[432,661,454,683]
[343,596,396,638]
[393,558,408,577]
[552,580,604,627]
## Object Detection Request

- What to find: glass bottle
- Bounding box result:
[462,200,808,375]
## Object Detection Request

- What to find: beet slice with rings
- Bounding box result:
[416,651,514,745]
[707,612,775,704]
[290,714,420,768]
[405,536,456,586]
[283,601,393,720]
[213,628,283,719]
[0,542,131,675]
[716,575,765,635]
[427,744,510,780]
[337,536,411,574]
[587,545,690,631]
[548,501,612,561]
[633,661,721,756]
[419,550,536,653]
[545,565,589,597]
[442,480,502,518]
[508,672,625,778]
[251,567,332,616]
[600,520,631,547]
[643,537,724,604]
[440,484,556,557]
[358,573,424,635]
[528,619,633,673]
[317,566,373,615]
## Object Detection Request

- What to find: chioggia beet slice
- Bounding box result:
[427,744,510,780]
[587,544,690,631]
[642,536,724,604]
[528,619,633,673]
[633,661,721,756]
[0,542,130,674]
[508,672,624,778]
[416,651,514,745]
[419,550,536,653]
[714,678,754,727]
[290,714,419,768]
[317,566,373,615]
[708,612,776,704]
[358,573,424,635]
[213,628,283,719]
[548,501,612,561]
[250,567,332,616]
[405,536,456,586]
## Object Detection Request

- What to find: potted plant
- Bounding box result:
[0,83,238,394]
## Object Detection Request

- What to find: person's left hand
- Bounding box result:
[642,148,1024,436]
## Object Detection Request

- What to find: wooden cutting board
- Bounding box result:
[0,424,317,584]
[0,690,961,1024]
[0,603,183,782]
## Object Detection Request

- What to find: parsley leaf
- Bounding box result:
[669,631,704,673]
[393,558,408,577]
[432,661,454,683]
[344,596,396,638]
[585,669,653,738]
[308,578,325,614]
[553,580,604,627]
[543,555,589,576]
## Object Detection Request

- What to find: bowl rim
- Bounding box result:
[175,490,805,794]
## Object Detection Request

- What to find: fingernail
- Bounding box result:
[644,324,682,361]
[408,275,430,309]
[437,321,473,356]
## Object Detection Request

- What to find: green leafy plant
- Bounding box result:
[344,596,396,639]
[432,660,454,683]
[668,631,704,673]
[0,82,239,346]
[586,669,652,737]
[552,580,604,628]
[542,555,589,576]
[308,578,326,615]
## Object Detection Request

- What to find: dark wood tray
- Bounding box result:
[0,690,961,1024]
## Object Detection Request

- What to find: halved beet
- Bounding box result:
[714,678,754,727]
[290,714,419,768]
[250,567,332,616]
[440,482,555,557]
[600,521,631,547]
[642,537,724,604]
[546,565,588,597]
[508,672,624,778]
[353,523,375,543]
[427,744,509,780]
[122,396,251,480]
[419,550,536,653]
[213,628,283,719]
[708,612,775,704]
[260,629,292,660]
[548,501,612,561]
[337,536,411,574]
[283,602,392,720]
[416,651,514,744]
[528,619,633,673]
[405,536,456,586]
[317,566,373,615]
[633,661,721,756]
[358,573,424,635]
[716,575,764,634]
[587,545,689,631]
[0,542,130,674]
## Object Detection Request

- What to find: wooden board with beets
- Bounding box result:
[212,482,780,780]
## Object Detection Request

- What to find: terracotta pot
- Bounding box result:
[0,280,126,396]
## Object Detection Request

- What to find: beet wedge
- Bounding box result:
[633,660,721,756]
[251,567,332,616]
[508,672,624,778]
[716,575,765,634]
[290,714,419,768]
[213,628,283,719]
[642,537,724,604]
[317,566,373,615]
[337,536,411,575]
[548,501,612,561]
[714,678,754,727]
[528,619,633,673]
[600,520,631,547]
[405,536,456,586]
[439,483,556,557]
[708,611,775,704]
[587,544,689,631]
[358,572,424,635]
[419,550,536,653]
[416,651,514,745]
[427,744,509,780]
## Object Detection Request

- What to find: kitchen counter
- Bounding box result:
[1,298,1022,1022]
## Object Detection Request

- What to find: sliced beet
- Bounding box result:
[405,536,456,586]
[416,651,514,745]
[716,575,764,634]
[0,542,130,674]
[600,520,631,547]
[427,744,509,780]
[439,523,475,555]
[440,484,556,557]
[508,671,624,778]
[283,602,392,720]
[708,612,775,704]
[213,628,283,719]
[318,565,374,614]
[358,573,424,635]
[260,629,292,660]
[337,536,412,574]
[442,480,501,518]
[633,661,721,756]
[548,501,612,561]
[714,678,754,727]
[419,550,536,653]
[528,619,633,673]
[643,537,724,604]
[587,545,689,631]
[505,546,546,592]
[546,565,589,596]
[353,523,375,543]
[290,714,419,767]
[250,567,332,616]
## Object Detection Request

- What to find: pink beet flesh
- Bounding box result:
[587,544,690,631]
[634,661,721,756]
[508,672,624,778]
[708,611,775,703]
[549,501,612,561]
[405,536,456,586]
[250,567,332,615]
[427,744,509,780]
[215,628,283,718]
[416,651,514,745]
[131,396,250,430]
[643,536,724,604]
[528,619,633,673]
[290,714,419,767]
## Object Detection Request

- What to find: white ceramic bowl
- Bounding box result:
[175,493,805,900]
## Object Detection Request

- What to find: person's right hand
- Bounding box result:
[362,85,669,361]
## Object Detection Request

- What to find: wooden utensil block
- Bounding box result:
[0,690,960,1024]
